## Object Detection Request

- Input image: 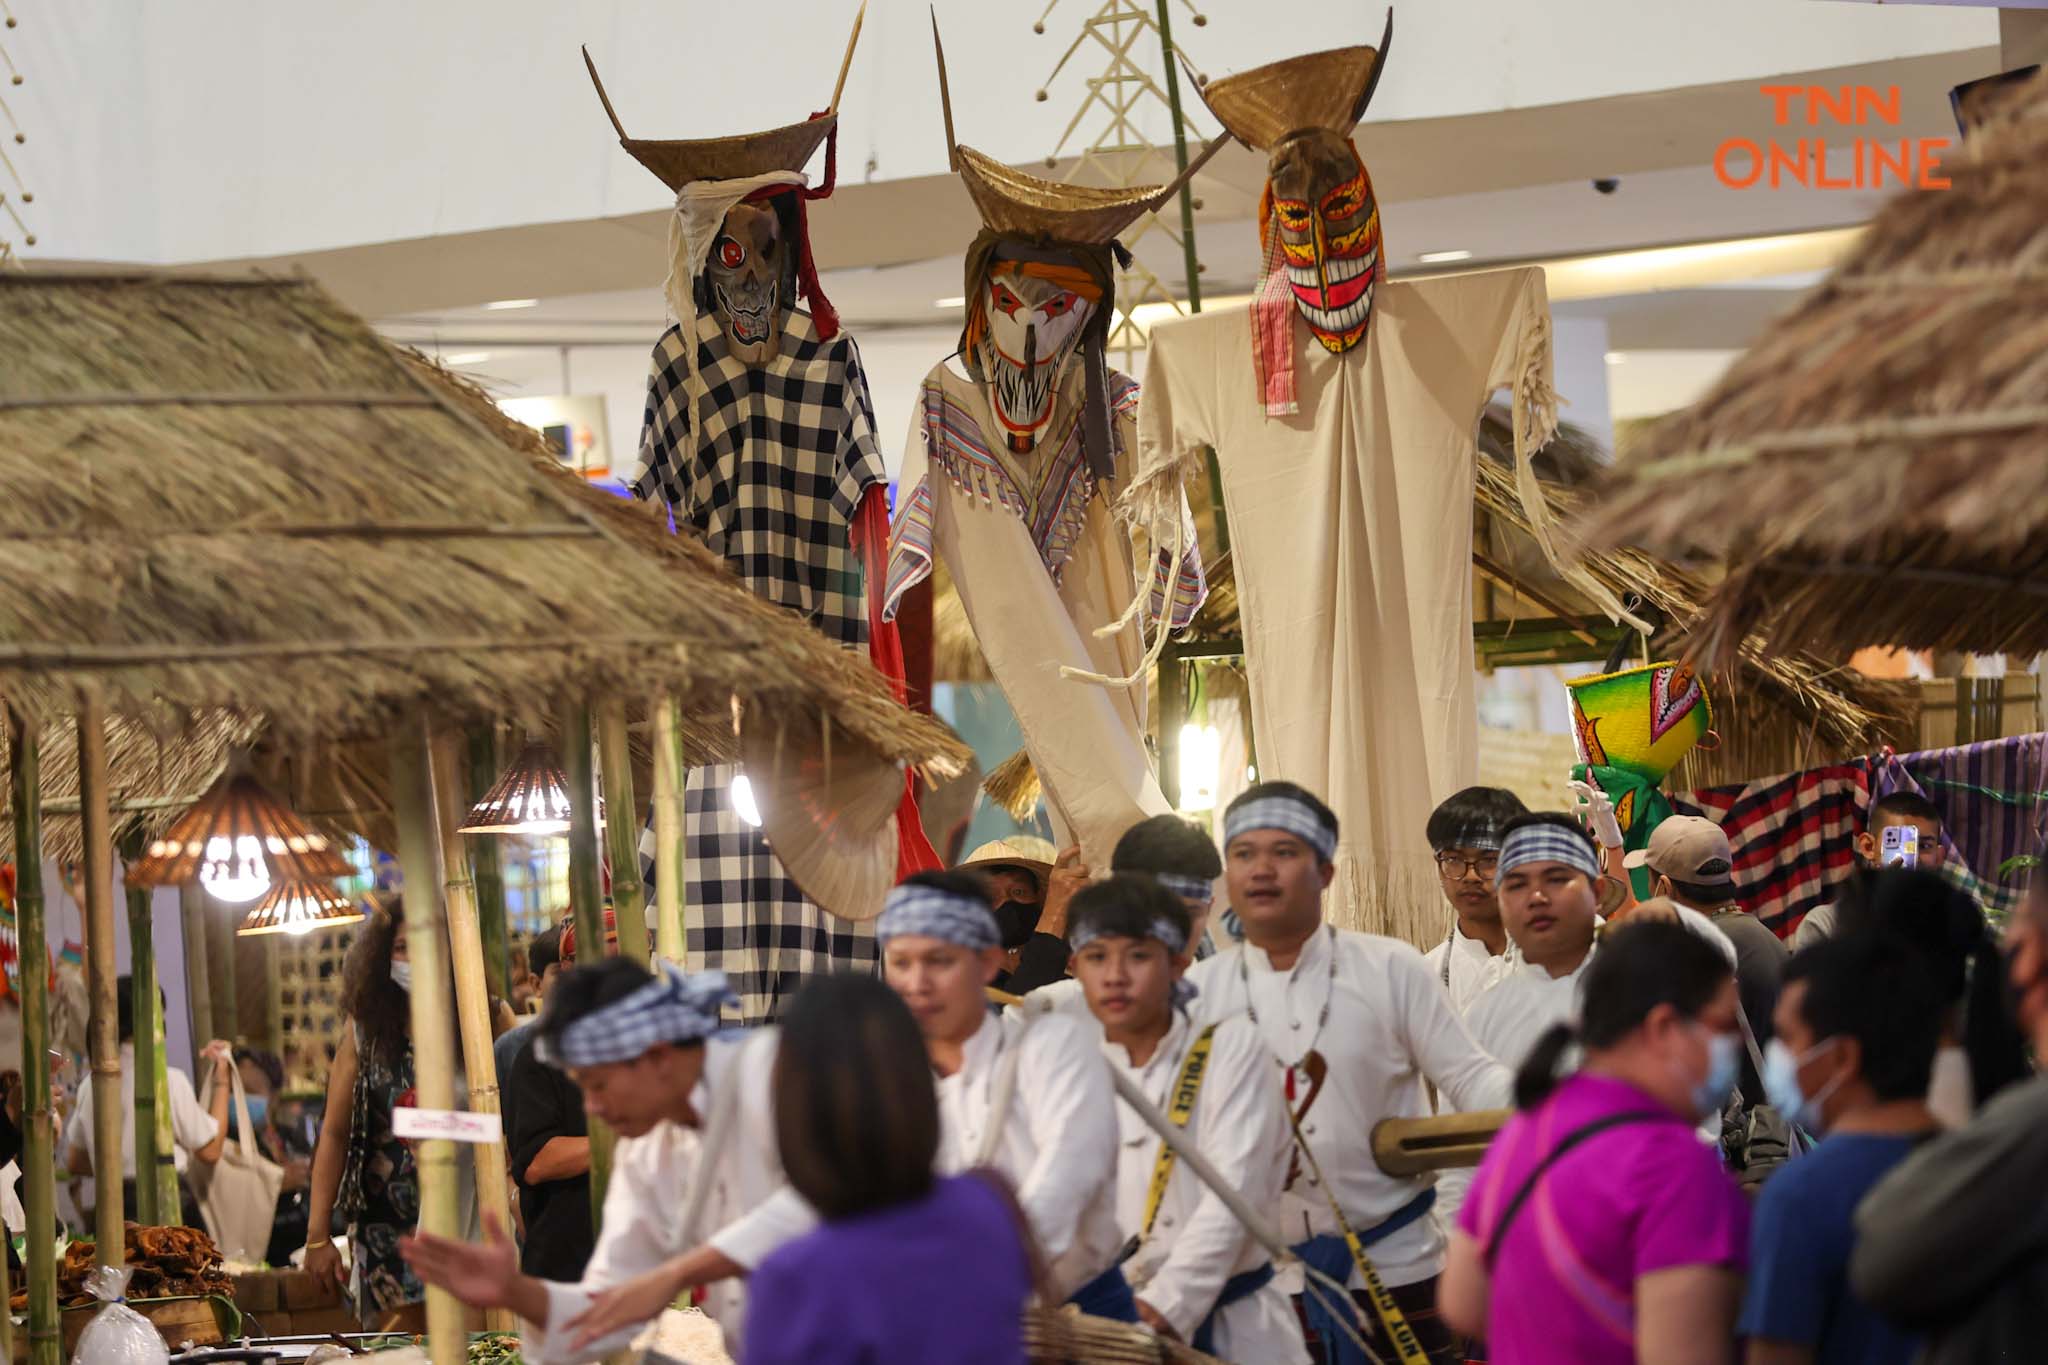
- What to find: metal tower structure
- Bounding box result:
[0,1,34,269]
[1031,0,1209,369]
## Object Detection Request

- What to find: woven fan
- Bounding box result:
[741,709,904,922]
[1024,1307,1229,1364]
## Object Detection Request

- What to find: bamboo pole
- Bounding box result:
[651,698,686,964]
[465,727,511,1004]
[122,832,162,1227]
[76,700,125,1268]
[428,731,517,1334]
[206,886,238,1043]
[596,699,649,967]
[9,709,60,1365]
[559,702,614,1221]
[179,883,214,1071]
[388,714,467,1365]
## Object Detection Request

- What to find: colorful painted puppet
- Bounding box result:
[1567,661,1714,896]
[586,26,923,1024]
[1124,14,1629,940]
[881,21,1218,869]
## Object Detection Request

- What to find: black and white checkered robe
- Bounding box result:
[633,309,889,1024]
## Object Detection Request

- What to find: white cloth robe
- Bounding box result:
[935,1007,1124,1299]
[524,1029,811,1363]
[1135,269,1606,945]
[1106,1011,1310,1361]
[1422,924,1510,1013]
[892,361,1187,869]
[1185,926,1512,1289]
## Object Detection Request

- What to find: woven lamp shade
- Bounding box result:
[460,741,604,836]
[128,772,352,896]
[237,878,364,938]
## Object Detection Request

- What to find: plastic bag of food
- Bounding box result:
[72,1264,170,1364]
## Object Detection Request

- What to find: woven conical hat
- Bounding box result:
[935,15,1226,245]
[740,706,904,923]
[1193,11,1394,153]
[583,47,836,192]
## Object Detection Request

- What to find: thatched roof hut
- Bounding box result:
[0,273,964,775]
[1578,71,2048,668]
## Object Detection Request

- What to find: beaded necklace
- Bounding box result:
[1239,923,1338,1070]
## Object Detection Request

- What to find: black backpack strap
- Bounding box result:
[1482,1110,1668,1270]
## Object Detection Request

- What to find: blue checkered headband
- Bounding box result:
[1430,816,1510,854]
[1151,872,1216,905]
[1223,796,1337,862]
[1070,916,1189,955]
[1495,824,1601,883]
[876,883,1001,950]
[538,964,736,1068]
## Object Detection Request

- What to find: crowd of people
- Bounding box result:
[361,777,2046,1365]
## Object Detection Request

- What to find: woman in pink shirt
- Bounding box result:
[1441,916,1751,1364]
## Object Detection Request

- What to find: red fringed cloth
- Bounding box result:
[853,486,942,879]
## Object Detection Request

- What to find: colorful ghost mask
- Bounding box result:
[1266,134,1382,353]
[967,258,1101,453]
[703,198,797,365]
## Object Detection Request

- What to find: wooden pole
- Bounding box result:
[651,698,686,964]
[465,727,511,1004]
[76,700,125,1268]
[9,709,61,1365]
[388,713,467,1365]
[428,731,516,1333]
[206,887,238,1043]
[559,702,614,1221]
[122,833,162,1227]
[179,882,214,1069]
[596,699,649,967]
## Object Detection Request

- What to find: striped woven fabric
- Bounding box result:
[1676,763,1867,939]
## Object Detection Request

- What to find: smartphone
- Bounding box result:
[1880,824,1919,869]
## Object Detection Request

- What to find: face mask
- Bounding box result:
[976,268,1094,453]
[705,201,788,365]
[1689,1026,1741,1119]
[1267,133,1382,354]
[389,960,413,995]
[993,900,1042,950]
[1762,1036,1842,1133]
[238,1094,270,1132]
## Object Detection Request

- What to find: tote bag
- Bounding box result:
[193,1068,284,1261]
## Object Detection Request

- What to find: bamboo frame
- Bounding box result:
[9,709,59,1365]
[597,699,649,967]
[465,727,511,1004]
[206,887,238,1043]
[651,698,686,962]
[388,713,467,1365]
[76,699,125,1267]
[427,730,517,1334]
[179,882,214,1081]
[558,702,614,1222]
[122,829,171,1226]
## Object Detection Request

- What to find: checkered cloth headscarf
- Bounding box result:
[875,883,1001,950]
[1495,823,1602,884]
[1223,795,1339,863]
[537,964,736,1069]
[1068,916,1200,1009]
[1151,872,1215,906]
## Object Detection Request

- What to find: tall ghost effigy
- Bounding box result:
[585,28,909,1023]
[1123,13,1629,940]
[882,20,1218,870]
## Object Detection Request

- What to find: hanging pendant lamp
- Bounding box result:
[460,741,605,836]
[128,772,353,905]
[236,878,365,938]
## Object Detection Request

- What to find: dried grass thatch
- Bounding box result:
[1580,70,2048,666]
[0,706,261,862]
[0,273,966,780]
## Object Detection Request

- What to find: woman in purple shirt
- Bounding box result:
[743,974,1034,1365]
[1440,919,1752,1365]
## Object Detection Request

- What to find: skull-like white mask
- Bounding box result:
[706,201,788,365]
[977,269,1094,454]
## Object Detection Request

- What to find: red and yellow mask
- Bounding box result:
[1262,133,1381,354]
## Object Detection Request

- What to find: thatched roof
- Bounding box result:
[1579,70,2048,667]
[0,273,965,781]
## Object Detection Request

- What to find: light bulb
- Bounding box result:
[731,774,763,829]
[1177,724,1222,813]
[200,833,272,904]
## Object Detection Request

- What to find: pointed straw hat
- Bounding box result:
[932,14,1227,245]
[1191,10,1394,154]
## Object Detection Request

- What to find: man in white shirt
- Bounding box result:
[1186,782,1511,1365]
[1420,787,1527,1011]
[1068,874,1309,1360]
[1439,815,1607,1223]
[64,975,233,1226]
[878,871,1130,1315]
[401,960,806,1362]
